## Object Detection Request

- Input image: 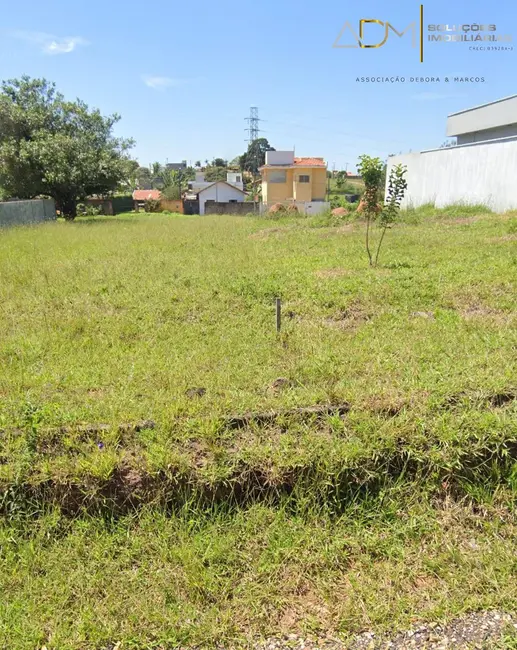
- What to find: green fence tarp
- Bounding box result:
[0,199,56,227]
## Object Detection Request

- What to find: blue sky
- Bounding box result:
[1,0,516,171]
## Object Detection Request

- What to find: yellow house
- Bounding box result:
[259,151,327,205]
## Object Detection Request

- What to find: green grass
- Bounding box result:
[329,177,365,195]
[402,201,495,221]
[0,209,516,647]
[2,496,517,649]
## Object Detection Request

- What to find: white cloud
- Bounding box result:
[10,30,88,54]
[43,37,88,55]
[141,75,188,90]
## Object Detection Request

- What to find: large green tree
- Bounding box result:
[0,76,134,219]
[204,166,228,182]
[239,138,275,174]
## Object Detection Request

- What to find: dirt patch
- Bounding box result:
[443,390,516,410]
[184,439,213,469]
[411,311,435,320]
[335,223,357,233]
[461,304,511,324]
[315,268,353,279]
[325,303,371,329]
[185,387,206,399]
[223,403,351,431]
[267,377,292,394]
[447,217,478,225]
[362,396,407,418]
[249,227,288,240]
[86,387,107,398]
[488,233,517,242]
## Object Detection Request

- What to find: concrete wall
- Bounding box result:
[160,199,184,213]
[386,136,517,212]
[198,183,247,215]
[265,151,295,166]
[0,199,56,227]
[447,95,517,137]
[204,202,256,215]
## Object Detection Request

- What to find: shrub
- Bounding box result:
[144,198,162,213]
[357,155,407,266]
[76,203,102,217]
[162,185,181,201]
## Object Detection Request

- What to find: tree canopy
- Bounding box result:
[0,76,134,219]
[239,138,275,174]
[204,166,228,182]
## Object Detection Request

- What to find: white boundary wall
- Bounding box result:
[386,136,517,212]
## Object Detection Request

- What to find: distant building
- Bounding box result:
[259,151,329,214]
[166,161,187,171]
[198,181,247,215]
[188,171,244,195]
[132,189,161,211]
[447,95,517,144]
[225,172,244,191]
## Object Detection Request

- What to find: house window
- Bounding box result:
[298,175,310,183]
[235,175,241,182]
[269,170,287,183]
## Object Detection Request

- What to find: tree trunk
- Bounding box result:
[374,225,388,267]
[59,196,77,221]
[365,214,373,266]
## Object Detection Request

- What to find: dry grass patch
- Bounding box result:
[314,268,354,279]
[461,304,513,324]
[249,227,290,240]
[324,302,373,330]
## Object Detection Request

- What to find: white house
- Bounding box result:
[198,181,248,215]
[387,95,517,212]
[188,171,244,195]
[226,172,244,191]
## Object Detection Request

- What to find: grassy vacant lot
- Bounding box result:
[0,208,516,649]
[329,176,364,196]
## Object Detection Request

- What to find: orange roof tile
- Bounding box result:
[132,189,162,201]
[294,157,326,167]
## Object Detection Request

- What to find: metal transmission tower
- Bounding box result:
[244,106,261,144]
[244,107,263,212]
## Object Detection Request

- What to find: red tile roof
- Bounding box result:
[132,189,162,201]
[294,157,326,167]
